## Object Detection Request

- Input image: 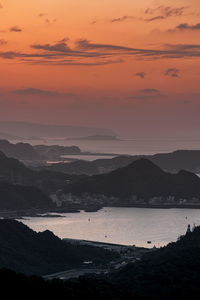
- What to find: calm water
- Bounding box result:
[62,154,116,161]
[28,137,200,156]
[20,207,200,248]
[20,138,200,248]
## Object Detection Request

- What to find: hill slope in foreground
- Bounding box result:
[1,225,200,299]
[110,225,200,299]
[0,219,118,276]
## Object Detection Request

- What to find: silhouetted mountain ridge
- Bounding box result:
[0,150,82,196]
[48,150,200,175]
[0,140,41,161]
[66,158,200,199]
[0,139,81,161]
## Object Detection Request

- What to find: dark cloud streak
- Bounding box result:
[169,23,200,32]
[140,89,160,93]
[13,88,79,97]
[110,16,135,23]
[144,5,187,22]
[9,26,23,32]
[164,68,179,78]
[0,39,200,66]
[136,72,146,79]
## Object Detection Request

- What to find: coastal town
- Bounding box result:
[50,191,200,211]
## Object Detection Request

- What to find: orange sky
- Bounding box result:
[0,0,200,136]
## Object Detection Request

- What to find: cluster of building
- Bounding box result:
[50,190,200,209]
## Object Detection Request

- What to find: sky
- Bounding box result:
[0,0,200,137]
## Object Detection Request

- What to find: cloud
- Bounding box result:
[76,40,200,60]
[13,87,79,98]
[31,41,71,52]
[45,18,57,24]
[136,72,146,79]
[144,5,187,22]
[1,38,200,66]
[93,6,187,25]
[169,23,200,32]
[0,39,7,46]
[164,68,179,78]
[38,13,48,17]
[109,16,135,23]
[38,13,56,24]
[13,88,60,96]
[9,26,23,32]
[21,58,123,66]
[76,39,135,52]
[140,89,160,93]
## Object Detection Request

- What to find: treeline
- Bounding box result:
[109,226,200,299]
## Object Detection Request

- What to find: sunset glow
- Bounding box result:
[0,0,200,136]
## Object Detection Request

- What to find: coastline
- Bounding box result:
[2,203,200,220]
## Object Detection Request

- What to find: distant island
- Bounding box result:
[0,139,81,162]
[46,150,200,175]
[0,132,22,141]
[68,135,120,141]
[0,121,116,139]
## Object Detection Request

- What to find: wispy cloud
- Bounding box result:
[13,88,60,96]
[31,41,72,53]
[164,68,180,78]
[9,26,23,32]
[0,39,200,66]
[93,5,188,25]
[38,13,48,17]
[109,16,135,23]
[38,13,57,24]
[169,23,200,32]
[140,89,160,94]
[136,72,146,79]
[0,39,7,46]
[144,5,187,22]
[13,87,79,97]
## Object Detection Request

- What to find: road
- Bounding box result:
[43,268,106,280]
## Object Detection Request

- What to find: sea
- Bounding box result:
[29,136,200,156]
[19,136,200,248]
[20,207,200,248]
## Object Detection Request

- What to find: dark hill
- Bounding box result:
[0,150,77,195]
[49,160,99,175]
[2,226,200,299]
[0,139,81,162]
[66,158,200,199]
[48,150,200,175]
[0,139,40,161]
[110,226,200,299]
[34,144,81,160]
[0,182,52,210]
[0,219,118,276]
